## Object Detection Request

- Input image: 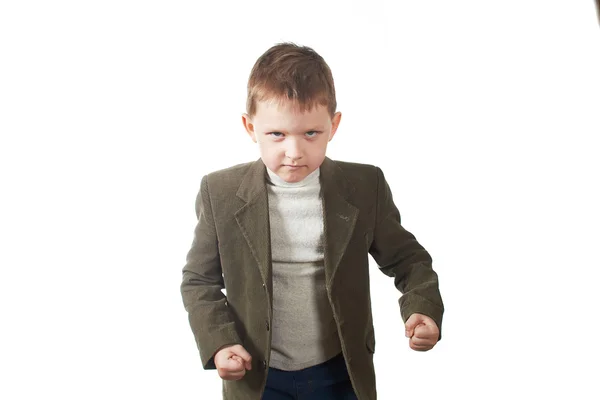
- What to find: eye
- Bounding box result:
[305,131,319,138]
[268,132,284,138]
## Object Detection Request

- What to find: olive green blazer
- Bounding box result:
[181,157,444,400]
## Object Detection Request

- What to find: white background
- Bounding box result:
[1,1,599,399]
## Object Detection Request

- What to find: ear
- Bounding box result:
[328,111,342,142]
[242,113,257,143]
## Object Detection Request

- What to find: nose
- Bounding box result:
[285,138,303,161]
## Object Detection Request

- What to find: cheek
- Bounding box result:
[258,142,282,157]
[313,141,328,156]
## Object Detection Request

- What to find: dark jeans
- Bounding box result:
[262,352,358,400]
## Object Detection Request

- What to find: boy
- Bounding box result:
[180,42,444,400]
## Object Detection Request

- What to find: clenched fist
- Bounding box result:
[214,344,253,380]
[404,313,440,352]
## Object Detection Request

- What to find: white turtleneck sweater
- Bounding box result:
[265,166,342,371]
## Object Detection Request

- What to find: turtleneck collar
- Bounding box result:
[266,166,320,188]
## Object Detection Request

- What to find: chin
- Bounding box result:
[283,171,307,182]
[280,172,301,181]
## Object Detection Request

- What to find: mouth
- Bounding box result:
[284,165,304,168]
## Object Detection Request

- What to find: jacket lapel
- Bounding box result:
[234,157,359,291]
[319,157,359,289]
[235,159,272,288]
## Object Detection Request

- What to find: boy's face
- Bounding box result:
[242,100,341,183]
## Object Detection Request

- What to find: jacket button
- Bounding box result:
[262,283,266,289]
[265,320,270,331]
[224,300,228,307]
[262,360,267,370]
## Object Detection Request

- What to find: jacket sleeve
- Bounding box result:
[180,175,242,369]
[368,167,444,340]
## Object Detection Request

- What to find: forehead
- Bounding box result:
[254,99,329,131]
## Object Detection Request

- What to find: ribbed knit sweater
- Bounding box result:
[265,166,342,371]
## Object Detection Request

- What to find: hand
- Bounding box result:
[405,313,439,352]
[214,344,253,380]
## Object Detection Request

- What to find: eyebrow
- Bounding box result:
[265,128,323,133]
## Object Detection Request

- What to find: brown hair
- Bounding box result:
[246,42,337,119]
